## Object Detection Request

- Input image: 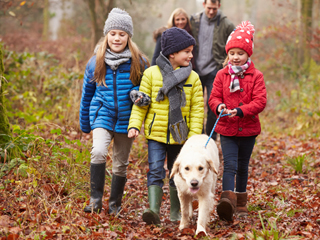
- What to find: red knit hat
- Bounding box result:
[225,21,255,57]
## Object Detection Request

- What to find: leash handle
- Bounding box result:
[205,110,231,148]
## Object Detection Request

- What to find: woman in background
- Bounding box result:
[151,8,194,67]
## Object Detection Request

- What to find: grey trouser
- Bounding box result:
[91,128,133,177]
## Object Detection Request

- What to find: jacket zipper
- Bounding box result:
[149,113,156,136]
[167,114,170,144]
[113,70,118,131]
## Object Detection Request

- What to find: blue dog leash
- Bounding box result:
[205,110,231,148]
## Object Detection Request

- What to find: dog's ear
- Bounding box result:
[170,158,180,178]
[206,158,218,174]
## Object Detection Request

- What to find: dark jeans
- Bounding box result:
[220,135,256,192]
[147,140,183,188]
[199,69,218,140]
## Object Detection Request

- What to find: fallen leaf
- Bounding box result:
[8,11,16,17]
[9,227,21,234]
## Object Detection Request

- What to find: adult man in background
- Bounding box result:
[191,0,235,140]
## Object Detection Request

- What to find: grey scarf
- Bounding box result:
[104,47,132,70]
[156,52,192,144]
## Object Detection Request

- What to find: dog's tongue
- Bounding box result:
[190,187,199,194]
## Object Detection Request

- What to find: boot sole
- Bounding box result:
[109,205,121,215]
[83,206,102,213]
[84,198,102,213]
[237,211,249,217]
[217,201,233,221]
[143,210,161,225]
[170,212,181,222]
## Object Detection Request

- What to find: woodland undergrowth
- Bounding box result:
[1,25,320,239]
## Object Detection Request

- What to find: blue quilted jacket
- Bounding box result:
[79,55,140,134]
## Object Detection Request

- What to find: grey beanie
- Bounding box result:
[103,8,133,37]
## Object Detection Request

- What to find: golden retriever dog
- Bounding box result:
[170,134,219,235]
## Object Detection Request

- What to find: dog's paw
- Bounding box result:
[195,230,207,237]
[195,225,207,236]
[179,222,188,231]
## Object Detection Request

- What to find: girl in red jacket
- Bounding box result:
[208,21,267,222]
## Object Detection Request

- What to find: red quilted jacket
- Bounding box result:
[208,62,267,137]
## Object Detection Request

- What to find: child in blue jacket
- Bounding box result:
[79,8,149,215]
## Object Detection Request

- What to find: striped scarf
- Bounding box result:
[228,58,251,92]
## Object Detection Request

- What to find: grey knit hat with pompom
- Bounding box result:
[103,8,133,37]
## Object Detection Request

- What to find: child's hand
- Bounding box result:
[135,95,143,104]
[218,104,227,114]
[128,129,139,138]
[227,109,237,118]
[130,90,151,106]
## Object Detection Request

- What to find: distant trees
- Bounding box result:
[299,0,314,69]
[84,0,115,48]
[43,0,49,40]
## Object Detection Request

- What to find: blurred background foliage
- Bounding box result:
[0,3,319,239]
[0,0,319,160]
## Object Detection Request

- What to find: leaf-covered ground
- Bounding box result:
[1,131,320,239]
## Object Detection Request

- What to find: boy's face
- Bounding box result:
[170,45,194,69]
[107,30,129,53]
[228,48,249,66]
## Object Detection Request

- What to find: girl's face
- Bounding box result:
[174,13,188,29]
[228,48,249,66]
[107,30,129,53]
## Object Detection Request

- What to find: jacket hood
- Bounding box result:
[153,26,167,42]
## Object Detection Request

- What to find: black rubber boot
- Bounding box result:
[142,185,163,225]
[108,174,127,216]
[169,186,181,222]
[84,163,106,213]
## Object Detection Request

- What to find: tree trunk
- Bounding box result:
[85,0,116,49]
[312,0,319,63]
[98,0,114,21]
[299,0,313,71]
[42,0,49,40]
[85,0,99,49]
